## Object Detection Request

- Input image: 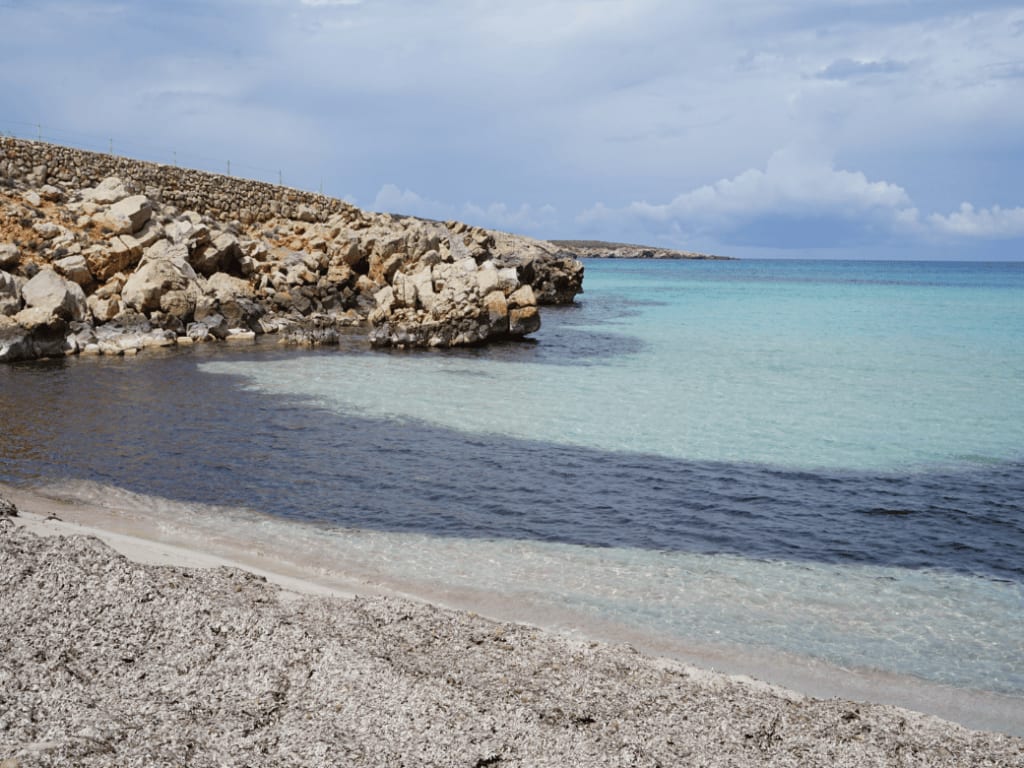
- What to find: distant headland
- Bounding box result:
[551,240,732,260]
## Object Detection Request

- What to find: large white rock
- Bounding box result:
[87,293,121,323]
[21,269,88,321]
[99,195,153,235]
[0,244,19,270]
[81,177,129,205]
[122,252,198,315]
[54,255,93,286]
[476,261,500,296]
[0,315,33,362]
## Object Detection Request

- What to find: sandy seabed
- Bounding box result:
[1,496,1023,767]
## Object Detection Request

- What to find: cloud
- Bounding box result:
[815,58,911,80]
[928,203,1024,238]
[576,145,1024,249]
[581,147,913,234]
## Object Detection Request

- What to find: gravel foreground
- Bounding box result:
[2,526,1022,768]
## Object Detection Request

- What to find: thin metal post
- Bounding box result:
[108,138,113,154]
[227,160,231,176]
[278,170,282,186]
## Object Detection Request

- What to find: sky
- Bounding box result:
[1,0,1023,259]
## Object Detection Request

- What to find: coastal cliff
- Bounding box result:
[0,138,583,361]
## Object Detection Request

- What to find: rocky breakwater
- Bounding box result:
[0,164,583,362]
[368,222,541,348]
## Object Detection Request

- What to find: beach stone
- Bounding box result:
[0,495,16,517]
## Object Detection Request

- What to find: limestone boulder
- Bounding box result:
[204,272,262,330]
[21,269,88,322]
[482,290,509,334]
[99,195,153,235]
[191,231,241,276]
[0,271,23,316]
[87,293,121,323]
[0,244,20,270]
[40,184,64,202]
[509,305,541,335]
[4,309,70,360]
[122,245,199,316]
[54,254,93,286]
[0,315,32,362]
[81,177,130,205]
[33,222,61,240]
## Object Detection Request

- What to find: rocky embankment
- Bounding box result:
[552,239,729,260]
[0,138,583,362]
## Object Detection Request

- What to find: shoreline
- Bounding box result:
[3,482,1023,741]
[7,517,1024,767]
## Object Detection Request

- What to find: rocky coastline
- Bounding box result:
[551,239,730,260]
[0,138,583,362]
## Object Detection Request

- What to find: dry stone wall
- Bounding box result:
[0,137,349,225]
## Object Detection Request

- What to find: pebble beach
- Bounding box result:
[2,497,1022,767]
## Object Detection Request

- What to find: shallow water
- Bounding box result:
[2,259,1022,716]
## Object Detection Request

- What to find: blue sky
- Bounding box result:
[2,0,1023,259]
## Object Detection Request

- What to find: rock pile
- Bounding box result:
[0,159,583,362]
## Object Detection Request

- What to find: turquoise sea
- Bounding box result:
[2,258,1023,732]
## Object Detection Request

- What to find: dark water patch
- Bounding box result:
[2,348,1022,584]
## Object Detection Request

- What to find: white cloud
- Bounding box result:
[581,147,914,232]
[928,203,1024,238]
